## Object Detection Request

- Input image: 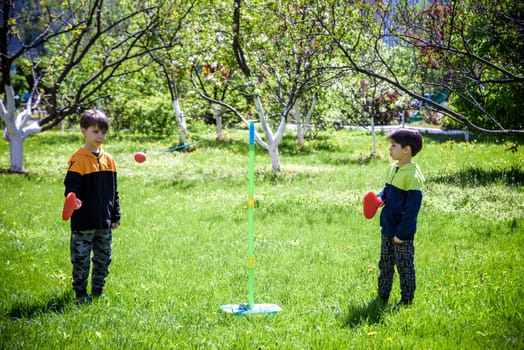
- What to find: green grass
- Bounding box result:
[0,128,523,349]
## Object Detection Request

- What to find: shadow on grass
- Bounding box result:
[0,169,29,175]
[197,138,246,154]
[429,166,523,187]
[422,130,521,145]
[31,131,84,145]
[7,291,74,320]
[196,133,343,157]
[420,132,469,143]
[341,298,388,328]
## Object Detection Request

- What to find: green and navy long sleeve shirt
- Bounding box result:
[378,161,424,241]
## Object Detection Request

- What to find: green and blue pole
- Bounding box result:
[219,122,281,315]
[247,121,256,309]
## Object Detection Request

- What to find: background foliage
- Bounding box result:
[4,0,523,137]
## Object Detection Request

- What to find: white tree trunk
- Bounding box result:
[1,85,41,173]
[193,89,286,173]
[294,95,316,146]
[304,95,316,137]
[253,95,286,173]
[7,132,25,173]
[211,104,224,141]
[268,145,280,173]
[294,100,305,146]
[371,115,377,157]
[172,98,187,144]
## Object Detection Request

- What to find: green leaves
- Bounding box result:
[3,0,523,136]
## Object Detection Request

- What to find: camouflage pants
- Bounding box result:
[70,229,112,292]
[378,235,416,303]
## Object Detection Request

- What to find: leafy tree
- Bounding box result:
[316,0,524,137]
[432,1,523,131]
[189,1,246,142]
[331,70,410,157]
[0,0,166,172]
[195,0,340,173]
[100,65,173,135]
[140,0,198,145]
[192,62,241,141]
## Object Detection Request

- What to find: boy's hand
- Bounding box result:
[111,222,119,229]
[75,199,83,210]
[394,236,403,244]
[62,192,82,221]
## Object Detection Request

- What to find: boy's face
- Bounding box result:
[389,141,411,161]
[81,125,107,152]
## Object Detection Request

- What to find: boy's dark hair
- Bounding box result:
[387,129,423,156]
[80,109,109,132]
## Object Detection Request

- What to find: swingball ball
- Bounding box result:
[134,152,147,163]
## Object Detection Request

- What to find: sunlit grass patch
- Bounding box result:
[0,128,522,349]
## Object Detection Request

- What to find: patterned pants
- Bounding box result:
[378,235,416,303]
[70,229,112,292]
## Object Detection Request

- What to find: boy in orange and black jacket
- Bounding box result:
[64,109,120,304]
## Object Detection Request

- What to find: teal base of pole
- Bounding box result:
[220,303,282,316]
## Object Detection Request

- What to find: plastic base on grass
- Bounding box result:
[220,303,282,315]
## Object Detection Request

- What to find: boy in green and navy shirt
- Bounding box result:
[377,129,424,307]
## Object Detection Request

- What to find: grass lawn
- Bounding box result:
[0,126,523,349]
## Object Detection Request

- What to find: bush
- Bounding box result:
[121,94,178,136]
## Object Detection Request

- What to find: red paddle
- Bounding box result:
[363,191,383,219]
[62,192,82,221]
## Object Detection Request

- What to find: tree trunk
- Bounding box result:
[172,98,187,144]
[253,95,284,173]
[294,101,305,146]
[211,104,225,141]
[304,95,316,138]
[268,145,280,173]
[7,132,26,173]
[371,115,377,157]
[294,95,316,146]
[1,85,41,173]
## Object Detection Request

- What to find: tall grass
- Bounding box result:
[0,127,522,349]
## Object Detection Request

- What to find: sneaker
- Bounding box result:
[393,299,412,309]
[91,288,105,299]
[75,291,92,305]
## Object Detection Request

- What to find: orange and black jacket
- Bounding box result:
[64,147,120,231]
